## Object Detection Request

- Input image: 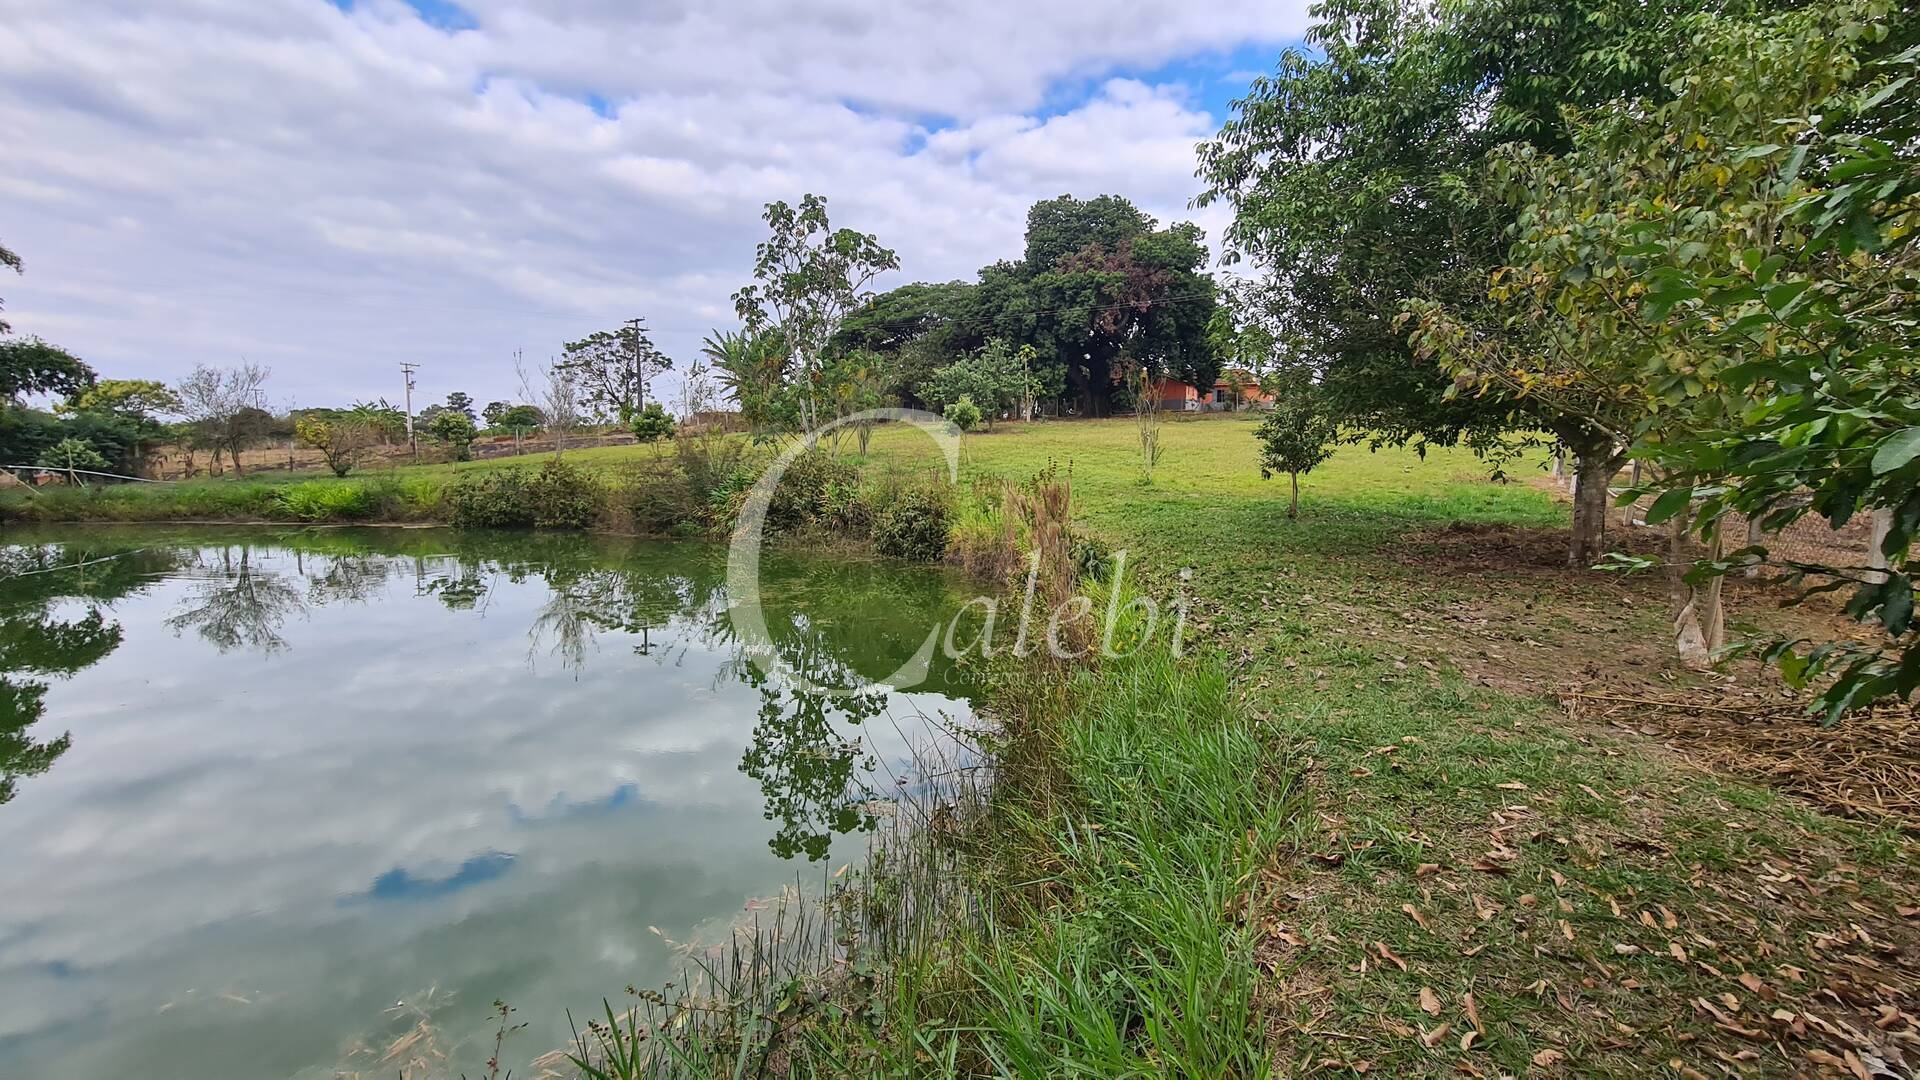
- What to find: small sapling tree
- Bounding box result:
[1256,381,1339,520]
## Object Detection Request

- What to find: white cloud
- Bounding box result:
[0,0,1307,407]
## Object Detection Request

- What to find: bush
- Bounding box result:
[943,397,982,432]
[446,458,605,529]
[524,458,606,528]
[767,449,860,533]
[631,403,676,443]
[872,485,951,562]
[621,458,705,534]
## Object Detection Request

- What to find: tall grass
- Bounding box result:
[562,514,1295,1077]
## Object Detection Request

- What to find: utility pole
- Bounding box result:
[625,317,647,417]
[399,362,419,460]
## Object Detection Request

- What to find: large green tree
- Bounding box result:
[1195,0,1781,560]
[558,321,671,423]
[830,280,975,406]
[971,195,1219,416]
[733,195,899,434]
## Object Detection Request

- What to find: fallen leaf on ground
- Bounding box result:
[1419,1022,1452,1048]
[1420,986,1442,1015]
[1403,903,1432,931]
[1532,1048,1565,1067]
[1375,941,1408,972]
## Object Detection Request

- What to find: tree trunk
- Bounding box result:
[1566,437,1621,569]
[1867,507,1896,584]
[228,441,246,478]
[1670,504,1726,669]
[1289,472,1300,520]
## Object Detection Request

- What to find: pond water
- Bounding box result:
[0,526,980,1078]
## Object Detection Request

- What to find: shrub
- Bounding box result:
[766,449,860,533]
[943,396,982,432]
[621,458,705,534]
[524,458,606,528]
[630,403,676,443]
[446,459,605,529]
[872,485,951,562]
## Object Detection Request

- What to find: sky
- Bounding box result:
[0,0,1310,413]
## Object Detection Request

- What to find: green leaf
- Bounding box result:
[1870,427,1920,475]
[1644,486,1693,525]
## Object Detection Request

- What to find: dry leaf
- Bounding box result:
[1415,863,1442,877]
[1463,991,1482,1033]
[1419,1022,1452,1048]
[1403,903,1432,932]
[1420,987,1442,1016]
[1532,1048,1566,1067]
[1459,1029,1479,1052]
[1375,941,1408,972]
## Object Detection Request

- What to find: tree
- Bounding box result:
[558,322,671,422]
[819,350,890,452]
[630,402,675,443]
[519,354,582,458]
[444,391,477,424]
[0,238,18,337]
[970,196,1219,417]
[497,404,543,430]
[481,400,511,428]
[733,194,899,434]
[1611,4,1920,716]
[426,410,478,461]
[66,379,180,420]
[1195,0,1768,562]
[701,328,793,434]
[175,363,270,477]
[943,397,982,432]
[831,279,976,405]
[295,413,376,477]
[1256,380,1341,520]
[920,339,1029,430]
[35,437,110,484]
[59,379,180,476]
[1,242,95,405]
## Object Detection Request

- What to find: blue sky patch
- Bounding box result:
[359,850,516,902]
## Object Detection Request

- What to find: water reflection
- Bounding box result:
[2,528,976,862]
[0,526,978,1078]
[0,543,186,806]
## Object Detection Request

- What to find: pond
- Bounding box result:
[0,525,981,1078]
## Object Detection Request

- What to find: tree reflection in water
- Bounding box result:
[1,529,973,858]
[164,545,306,654]
[0,543,187,806]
